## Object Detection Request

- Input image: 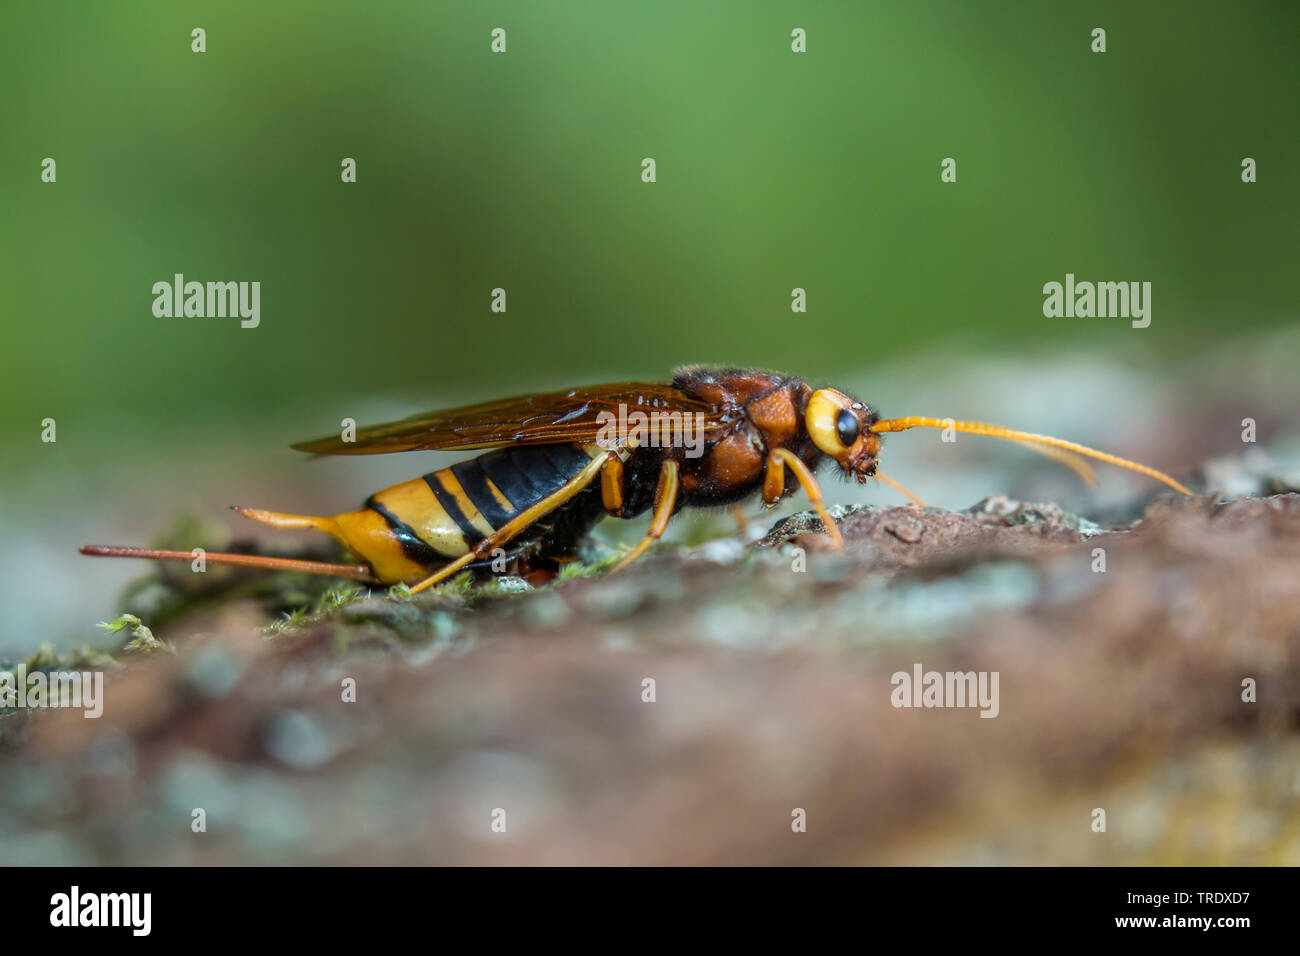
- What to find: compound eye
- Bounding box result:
[836,409,860,447]
[805,388,860,458]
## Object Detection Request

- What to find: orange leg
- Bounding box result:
[601,455,626,513]
[610,460,680,573]
[764,449,844,549]
[731,504,751,535]
[873,468,926,507]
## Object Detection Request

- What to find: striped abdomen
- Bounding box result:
[325,443,607,582]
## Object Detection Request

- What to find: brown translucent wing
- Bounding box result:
[292,383,728,455]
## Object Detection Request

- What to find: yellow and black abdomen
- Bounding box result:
[323,443,605,583]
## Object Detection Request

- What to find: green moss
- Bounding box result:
[96,613,174,655]
[263,606,311,637]
[261,583,374,638]
[557,549,624,583]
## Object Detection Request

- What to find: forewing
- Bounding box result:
[292,383,726,455]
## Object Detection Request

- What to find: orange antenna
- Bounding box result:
[869,416,1191,495]
[1012,439,1098,487]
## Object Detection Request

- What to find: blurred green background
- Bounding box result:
[1,1,1296,652]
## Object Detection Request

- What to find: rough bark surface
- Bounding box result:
[3,488,1299,865]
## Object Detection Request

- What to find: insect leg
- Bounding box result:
[609,459,680,573]
[765,449,844,549]
[600,454,625,513]
[873,469,926,507]
[731,504,751,534]
[406,450,615,594]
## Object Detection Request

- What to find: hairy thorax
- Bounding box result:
[669,367,820,506]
